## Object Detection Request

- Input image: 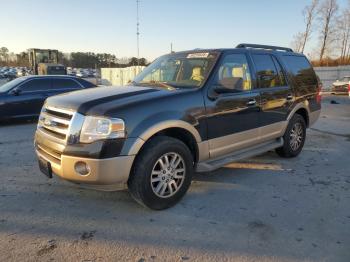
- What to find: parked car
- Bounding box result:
[0,75,96,121]
[76,71,87,78]
[331,76,350,95]
[34,44,321,210]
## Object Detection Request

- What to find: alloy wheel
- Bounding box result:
[150,152,186,198]
[289,122,304,151]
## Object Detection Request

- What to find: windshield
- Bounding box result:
[0,77,26,93]
[341,77,350,82]
[133,51,219,88]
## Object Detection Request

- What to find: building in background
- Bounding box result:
[101,66,145,86]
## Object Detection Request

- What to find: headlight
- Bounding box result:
[80,116,125,143]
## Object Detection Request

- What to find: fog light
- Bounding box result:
[75,161,90,176]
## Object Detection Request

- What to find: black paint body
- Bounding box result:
[40,48,321,158]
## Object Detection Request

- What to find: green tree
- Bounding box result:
[0,47,9,64]
[16,52,29,67]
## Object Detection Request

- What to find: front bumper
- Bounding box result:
[35,142,135,189]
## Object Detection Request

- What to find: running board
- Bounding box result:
[196,138,284,172]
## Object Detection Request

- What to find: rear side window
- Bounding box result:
[252,54,286,88]
[271,56,287,86]
[19,79,51,92]
[52,79,82,90]
[77,78,96,88]
[282,55,317,86]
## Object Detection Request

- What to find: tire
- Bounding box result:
[276,114,306,158]
[128,136,194,210]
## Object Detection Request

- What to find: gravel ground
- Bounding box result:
[0,95,349,262]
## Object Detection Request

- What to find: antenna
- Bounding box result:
[136,0,140,66]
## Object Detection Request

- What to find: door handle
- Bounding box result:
[247,99,257,106]
[286,94,293,100]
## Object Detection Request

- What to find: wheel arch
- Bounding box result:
[127,120,203,163]
[287,102,310,127]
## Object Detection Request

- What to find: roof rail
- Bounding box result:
[236,43,294,52]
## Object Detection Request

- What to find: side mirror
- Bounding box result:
[214,78,243,94]
[10,88,21,96]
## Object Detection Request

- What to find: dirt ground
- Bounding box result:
[0,95,349,262]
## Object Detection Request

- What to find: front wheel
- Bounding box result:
[276,114,306,158]
[128,136,193,210]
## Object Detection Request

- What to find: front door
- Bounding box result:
[11,78,52,117]
[204,52,261,159]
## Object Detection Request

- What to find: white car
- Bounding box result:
[332,76,350,95]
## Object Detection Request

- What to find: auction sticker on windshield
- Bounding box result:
[187,53,209,58]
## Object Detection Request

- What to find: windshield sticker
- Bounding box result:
[187,52,209,58]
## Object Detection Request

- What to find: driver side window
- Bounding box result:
[215,54,252,92]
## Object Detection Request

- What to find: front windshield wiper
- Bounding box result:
[132,81,176,90]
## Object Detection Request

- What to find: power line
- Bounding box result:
[136,0,140,66]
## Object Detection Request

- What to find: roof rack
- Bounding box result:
[236,43,294,52]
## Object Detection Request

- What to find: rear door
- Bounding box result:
[250,53,292,140]
[204,52,261,159]
[49,78,83,96]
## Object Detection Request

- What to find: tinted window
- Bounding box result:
[77,78,96,88]
[252,54,283,88]
[282,55,317,86]
[52,79,81,90]
[215,53,252,91]
[272,56,287,86]
[0,77,26,92]
[19,79,51,92]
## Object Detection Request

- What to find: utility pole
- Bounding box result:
[136,0,140,66]
[170,43,173,53]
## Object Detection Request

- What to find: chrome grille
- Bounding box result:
[38,106,75,143]
[36,143,61,165]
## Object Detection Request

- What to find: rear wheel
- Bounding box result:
[276,114,306,158]
[128,136,193,210]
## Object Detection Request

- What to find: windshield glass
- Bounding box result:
[133,51,219,88]
[0,77,26,93]
[341,77,350,82]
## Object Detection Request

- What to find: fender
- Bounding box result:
[124,119,203,157]
[286,101,310,123]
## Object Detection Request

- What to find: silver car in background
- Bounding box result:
[332,76,350,95]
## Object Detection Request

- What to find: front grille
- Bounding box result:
[36,143,62,165]
[38,106,74,143]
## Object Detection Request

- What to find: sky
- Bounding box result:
[0,0,348,61]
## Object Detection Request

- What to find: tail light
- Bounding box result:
[348,84,350,96]
[316,83,322,103]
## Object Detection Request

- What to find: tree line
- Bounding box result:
[291,0,350,66]
[0,47,148,68]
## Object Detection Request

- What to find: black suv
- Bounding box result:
[34,44,321,210]
[0,75,96,121]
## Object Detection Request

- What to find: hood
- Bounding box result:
[45,85,178,115]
